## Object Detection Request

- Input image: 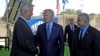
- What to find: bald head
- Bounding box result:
[69,18,74,24]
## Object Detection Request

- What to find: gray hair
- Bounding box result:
[20,3,34,13]
[44,9,54,17]
[78,13,90,23]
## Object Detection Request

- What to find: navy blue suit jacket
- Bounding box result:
[37,22,64,56]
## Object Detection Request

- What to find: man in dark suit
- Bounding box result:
[72,13,100,56]
[10,4,38,56]
[64,18,78,56]
[37,9,64,56]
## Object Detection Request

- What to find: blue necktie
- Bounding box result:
[80,29,83,40]
[72,25,74,31]
[47,24,50,39]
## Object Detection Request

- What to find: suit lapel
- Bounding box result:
[19,17,32,33]
[69,25,72,31]
[77,28,81,41]
[74,25,76,30]
[82,26,90,40]
[42,23,48,40]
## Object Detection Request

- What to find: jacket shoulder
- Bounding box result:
[38,23,45,27]
[89,26,99,33]
[53,23,63,30]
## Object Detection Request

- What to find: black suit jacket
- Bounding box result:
[37,22,64,56]
[73,25,100,56]
[64,24,77,45]
[10,17,38,56]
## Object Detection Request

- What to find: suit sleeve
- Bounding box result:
[59,26,64,56]
[14,22,38,54]
[72,29,77,56]
[94,30,100,56]
[64,26,68,42]
[36,25,40,46]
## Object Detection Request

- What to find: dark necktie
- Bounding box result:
[47,24,50,39]
[80,29,83,40]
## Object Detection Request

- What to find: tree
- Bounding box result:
[60,9,82,15]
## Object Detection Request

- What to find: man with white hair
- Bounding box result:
[10,3,39,56]
[37,9,64,56]
[72,13,100,56]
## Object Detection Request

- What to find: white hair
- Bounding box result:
[44,9,54,17]
[20,3,34,13]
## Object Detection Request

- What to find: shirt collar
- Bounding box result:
[19,16,28,22]
[81,25,89,30]
[46,21,53,26]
